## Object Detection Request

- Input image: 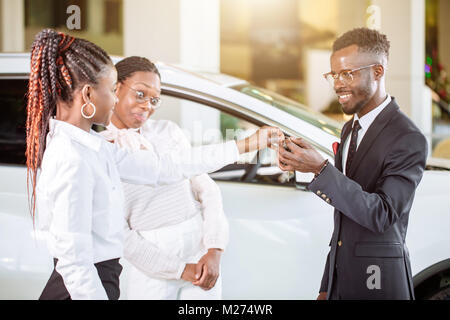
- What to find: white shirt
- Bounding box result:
[36,119,239,299]
[100,120,229,280]
[342,95,391,175]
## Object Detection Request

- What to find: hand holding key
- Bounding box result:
[278,137,326,175]
[236,126,285,154]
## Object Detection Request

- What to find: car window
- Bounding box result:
[0,79,27,165]
[232,84,342,138]
[152,95,295,187]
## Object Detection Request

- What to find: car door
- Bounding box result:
[0,77,53,299]
[150,93,335,299]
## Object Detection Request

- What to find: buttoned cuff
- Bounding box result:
[308,163,335,205]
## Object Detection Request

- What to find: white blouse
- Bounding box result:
[101,120,229,280]
[36,119,239,299]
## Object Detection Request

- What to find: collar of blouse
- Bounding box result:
[102,122,153,152]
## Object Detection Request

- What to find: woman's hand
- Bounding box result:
[181,263,200,282]
[236,126,284,154]
[192,249,222,290]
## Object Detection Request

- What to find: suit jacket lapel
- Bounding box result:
[347,99,400,178]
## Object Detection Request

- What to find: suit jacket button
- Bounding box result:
[326,198,331,204]
[317,190,322,196]
[321,194,327,199]
[338,240,343,247]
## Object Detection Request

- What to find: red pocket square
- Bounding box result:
[332,142,340,155]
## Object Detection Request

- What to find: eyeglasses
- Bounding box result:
[122,83,162,109]
[323,64,379,86]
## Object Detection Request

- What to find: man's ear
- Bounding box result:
[81,84,91,104]
[374,64,385,80]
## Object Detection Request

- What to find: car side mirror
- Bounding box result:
[295,171,314,191]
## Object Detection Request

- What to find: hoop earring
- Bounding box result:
[81,102,96,119]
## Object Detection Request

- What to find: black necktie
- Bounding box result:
[346,120,361,175]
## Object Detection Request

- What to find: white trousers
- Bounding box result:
[126,214,222,300]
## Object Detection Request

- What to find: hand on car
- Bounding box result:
[191,249,222,291]
[278,137,326,175]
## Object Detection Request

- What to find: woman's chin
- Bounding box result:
[130,119,145,129]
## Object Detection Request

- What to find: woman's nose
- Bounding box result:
[140,101,152,111]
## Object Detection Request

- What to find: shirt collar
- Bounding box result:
[353,94,391,131]
[49,118,102,152]
[106,121,142,135]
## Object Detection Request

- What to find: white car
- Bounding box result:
[1,53,449,300]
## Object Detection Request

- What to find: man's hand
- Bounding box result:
[236,126,284,154]
[317,292,327,300]
[278,137,326,174]
[181,263,200,282]
[192,249,222,291]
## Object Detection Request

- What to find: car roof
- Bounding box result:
[0,53,247,87]
[112,56,248,87]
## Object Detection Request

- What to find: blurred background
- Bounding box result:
[0,0,449,159]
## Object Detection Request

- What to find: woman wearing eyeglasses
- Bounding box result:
[100,57,277,300]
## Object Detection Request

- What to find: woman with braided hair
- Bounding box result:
[27,29,283,300]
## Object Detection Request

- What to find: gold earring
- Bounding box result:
[81,102,96,119]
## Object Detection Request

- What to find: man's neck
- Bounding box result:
[357,91,388,118]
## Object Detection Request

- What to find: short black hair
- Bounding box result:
[115,56,161,83]
[333,28,390,61]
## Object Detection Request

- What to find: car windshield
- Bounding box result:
[232,84,342,138]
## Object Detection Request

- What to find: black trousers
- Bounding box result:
[39,258,123,300]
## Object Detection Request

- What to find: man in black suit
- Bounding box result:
[278,28,428,300]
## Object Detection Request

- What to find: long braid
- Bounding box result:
[26,29,113,224]
[26,45,43,215]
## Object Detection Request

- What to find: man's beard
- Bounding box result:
[341,83,373,115]
[342,98,368,115]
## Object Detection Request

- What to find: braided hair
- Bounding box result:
[115,56,160,83]
[26,29,113,223]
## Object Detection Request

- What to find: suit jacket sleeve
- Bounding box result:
[308,132,427,234]
[320,251,330,293]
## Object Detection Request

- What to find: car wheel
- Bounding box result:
[427,286,450,300]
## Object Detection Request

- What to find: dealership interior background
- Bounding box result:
[0,0,449,160]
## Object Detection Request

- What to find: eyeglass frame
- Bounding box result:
[121,82,162,109]
[323,63,381,86]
